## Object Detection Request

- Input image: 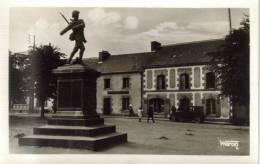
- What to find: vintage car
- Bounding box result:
[169,106,204,123]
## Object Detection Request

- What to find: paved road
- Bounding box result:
[9,116,249,155]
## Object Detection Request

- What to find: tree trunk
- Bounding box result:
[40,100,45,118]
[29,81,35,113]
[10,99,13,111]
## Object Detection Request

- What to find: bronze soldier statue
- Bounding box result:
[60,10,87,64]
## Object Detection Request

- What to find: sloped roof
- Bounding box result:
[82,57,99,70]
[82,39,224,74]
[147,39,224,68]
[83,52,152,74]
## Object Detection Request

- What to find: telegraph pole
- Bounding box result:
[228,8,235,121]
[228,8,232,34]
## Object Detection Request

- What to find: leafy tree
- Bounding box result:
[26,44,65,117]
[9,51,26,107]
[210,15,249,118]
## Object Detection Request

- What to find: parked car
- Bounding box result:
[169,106,204,123]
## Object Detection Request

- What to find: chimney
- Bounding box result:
[99,50,111,62]
[151,41,162,51]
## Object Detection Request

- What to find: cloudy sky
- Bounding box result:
[10,8,248,58]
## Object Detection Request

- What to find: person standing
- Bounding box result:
[147,106,155,123]
[52,98,57,114]
[129,104,134,116]
[169,105,177,120]
[137,107,143,122]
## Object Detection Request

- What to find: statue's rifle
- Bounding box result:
[59,12,73,35]
[59,12,69,24]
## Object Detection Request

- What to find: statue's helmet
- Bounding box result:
[72,10,80,17]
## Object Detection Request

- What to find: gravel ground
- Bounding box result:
[9,116,249,155]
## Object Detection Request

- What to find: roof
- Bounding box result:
[83,52,152,74]
[81,39,224,74]
[146,39,224,68]
[82,57,99,70]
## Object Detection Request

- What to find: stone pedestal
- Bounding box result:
[19,64,127,151]
[53,64,100,116]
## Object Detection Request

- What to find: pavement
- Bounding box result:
[9,114,249,155]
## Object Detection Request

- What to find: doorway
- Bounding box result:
[149,98,164,113]
[103,98,111,115]
[206,98,216,115]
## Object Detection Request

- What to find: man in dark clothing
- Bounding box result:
[171,105,177,114]
[147,106,155,123]
[169,105,177,120]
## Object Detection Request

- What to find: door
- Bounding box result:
[149,98,164,113]
[103,98,111,115]
[206,99,216,115]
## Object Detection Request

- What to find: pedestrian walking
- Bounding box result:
[147,106,155,123]
[169,105,177,120]
[137,107,143,122]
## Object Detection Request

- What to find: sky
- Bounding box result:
[9,8,249,58]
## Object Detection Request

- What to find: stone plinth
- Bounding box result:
[53,64,100,116]
[19,64,127,151]
[19,114,127,151]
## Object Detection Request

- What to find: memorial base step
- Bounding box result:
[52,113,101,120]
[19,132,127,151]
[48,117,104,126]
[34,125,116,137]
[19,115,127,151]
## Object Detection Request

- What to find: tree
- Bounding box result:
[9,51,26,108]
[210,15,249,121]
[26,44,65,117]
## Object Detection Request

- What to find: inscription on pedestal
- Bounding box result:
[58,79,83,110]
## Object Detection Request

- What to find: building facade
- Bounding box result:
[142,65,230,118]
[83,39,231,120]
[85,51,149,115]
[142,40,230,119]
[96,73,142,115]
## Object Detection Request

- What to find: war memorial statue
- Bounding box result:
[60,10,87,64]
[19,10,127,150]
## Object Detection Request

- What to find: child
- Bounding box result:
[137,107,143,122]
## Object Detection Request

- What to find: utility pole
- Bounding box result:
[28,34,35,113]
[228,8,232,34]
